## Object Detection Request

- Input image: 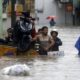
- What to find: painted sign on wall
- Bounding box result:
[66,3,73,12]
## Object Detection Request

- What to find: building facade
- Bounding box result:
[35,0,80,26]
[0,0,3,38]
[2,0,80,26]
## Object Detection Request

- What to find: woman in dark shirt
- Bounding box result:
[50,30,62,51]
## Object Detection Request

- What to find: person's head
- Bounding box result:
[51,18,54,21]
[21,10,30,18]
[42,26,48,35]
[7,28,13,37]
[50,30,58,38]
[38,28,42,34]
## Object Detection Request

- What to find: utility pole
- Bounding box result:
[11,0,16,27]
[0,0,3,38]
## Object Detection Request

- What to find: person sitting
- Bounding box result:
[5,28,14,46]
[50,30,62,51]
[0,28,14,45]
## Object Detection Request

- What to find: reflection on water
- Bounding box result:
[0,54,80,80]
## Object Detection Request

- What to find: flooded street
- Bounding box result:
[0,55,80,80]
[0,26,80,80]
[1,0,80,79]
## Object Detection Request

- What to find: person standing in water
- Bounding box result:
[32,26,54,55]
[50,30,62,51]
[49,18,56,27]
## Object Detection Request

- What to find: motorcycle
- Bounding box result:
[14,15,34,52]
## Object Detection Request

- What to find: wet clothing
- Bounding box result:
[75,37,80,55]
[50,37,62,51]
[38,34,51,55]
[50,19,56,27]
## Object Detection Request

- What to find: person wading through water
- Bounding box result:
[32,26,54,55]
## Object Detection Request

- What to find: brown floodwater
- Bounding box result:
[0,54,80,80]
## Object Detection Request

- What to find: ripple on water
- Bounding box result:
[0,55,80,80]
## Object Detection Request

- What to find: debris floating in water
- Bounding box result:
[1,64,30,76]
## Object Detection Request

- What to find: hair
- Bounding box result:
[7,28,13,33]
[38,28,42,32]
[50,31,58,36]
[42,26,48,31]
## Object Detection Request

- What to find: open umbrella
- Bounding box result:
[46,16,57,19]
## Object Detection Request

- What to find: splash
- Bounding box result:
[1,64,30,76]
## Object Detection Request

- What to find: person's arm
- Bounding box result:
[49,37,55,48]
[32,35,39,41]
[44,37,55,51]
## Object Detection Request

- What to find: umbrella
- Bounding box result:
[46,16,57,19]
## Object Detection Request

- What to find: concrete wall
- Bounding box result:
[0,0,3,38]
[35,0,73,26]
